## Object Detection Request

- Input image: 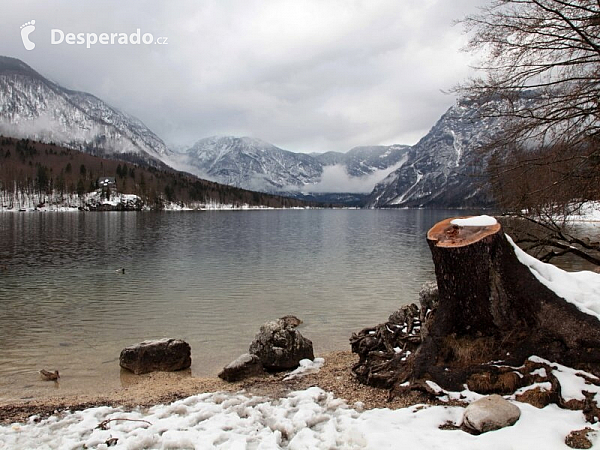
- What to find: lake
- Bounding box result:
[0,209,475,401]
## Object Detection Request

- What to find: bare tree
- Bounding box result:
[457,0,600,265]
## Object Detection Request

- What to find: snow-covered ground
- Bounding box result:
[0,190,142,212]
[567,201,600,222]
[1,361,599,450]
[0,190,311,212]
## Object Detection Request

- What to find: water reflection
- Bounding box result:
[0,209,472,401]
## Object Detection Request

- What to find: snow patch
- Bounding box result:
[3,382,599,449]
[451,215,497,227]
[508,235,600,321]
[531,368,547,378]
[283,358,325,381]
[389,165,423,205]
[564,201,600,223]
[528,356,600,402]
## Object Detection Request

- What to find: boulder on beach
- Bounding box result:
[249,317,314,371]
[218,353,265,382]
[462,394,521,434]
[279,315,303,328]
[119,338,191,375]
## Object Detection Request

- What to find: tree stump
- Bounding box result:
[387,216,600,393]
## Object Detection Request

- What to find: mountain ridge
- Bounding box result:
[0,56,171,166]
[365,99,499,208]
[0,56,499,208]
[176,136,411,198]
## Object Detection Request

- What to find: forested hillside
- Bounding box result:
[0,136,315,209]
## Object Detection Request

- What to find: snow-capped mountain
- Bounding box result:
[179,136,323,192]
[365,99,499,208]
[0,56,170,164]
[178,136,410,195]
[0,56,503,208]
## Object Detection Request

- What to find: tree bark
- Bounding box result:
[350,216,600,394]
[408,217,600,391]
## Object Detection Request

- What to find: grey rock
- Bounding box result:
[279,315,303,328]
[249,318,314,371]
[419,281,439,322]
[119,338,191,375]
[463,394,521,434]
[218,353,264,382]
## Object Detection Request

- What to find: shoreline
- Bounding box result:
[0,351,433,425]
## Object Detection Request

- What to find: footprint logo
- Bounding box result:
[20,20,36,51]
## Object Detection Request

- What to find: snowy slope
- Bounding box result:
[179,136,323,192]
[0,56,170,164]
[314,145,410,178]
[366,99,500,208]
[179,137,410,195]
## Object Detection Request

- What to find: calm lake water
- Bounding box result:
[0,209,478,401]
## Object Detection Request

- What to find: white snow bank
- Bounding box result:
[507,235,600,321]
[451,215,498,227]
[565,201,600,223]
[528,356,600,402]
[283,358,325,381]
[2,384,598,450]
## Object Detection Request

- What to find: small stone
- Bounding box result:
[218,353,264,382]
[462,394,521,434]
[119,338,191,375]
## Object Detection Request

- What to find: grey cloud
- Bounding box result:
[0,0,486,153]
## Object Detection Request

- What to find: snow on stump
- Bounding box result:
[119,338,191,375]
[218,353,264,382]
[249,318,314,371]
[462,395,521,434]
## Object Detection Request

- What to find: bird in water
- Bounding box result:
[39,369,60,381]
[115,268,125,274]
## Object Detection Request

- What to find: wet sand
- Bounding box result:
[0,351,433,424]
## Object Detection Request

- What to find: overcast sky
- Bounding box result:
[2,0,486,153]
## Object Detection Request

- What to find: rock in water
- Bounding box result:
[249,318,314,371]
[218,353,264,382]
[462,394,521,434]
[119,338,191,375]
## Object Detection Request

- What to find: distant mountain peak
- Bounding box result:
[0,56,170,164]
[0,56,39,77]
[192,135,280,150]
[180,136,410,199]
[365,100,499,208]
